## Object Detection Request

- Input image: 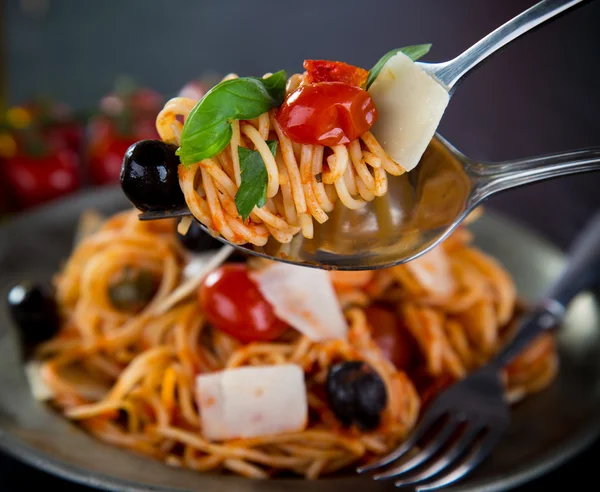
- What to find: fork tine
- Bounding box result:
[138,205,192,221]
[393,423,482,487]
[414,427,505,491]
[357,407,444,474]
[373,416,459,480]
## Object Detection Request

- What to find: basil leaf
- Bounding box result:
[178,71,286,165]
[261,70,288,99]
[235,140,278,221]
[366,44,432,89]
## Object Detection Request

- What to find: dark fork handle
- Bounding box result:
[493,212,600,368]
[545,212,600,306]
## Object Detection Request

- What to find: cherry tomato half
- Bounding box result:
[303,60,369,87]
[365,305,416,371]
[198,264,288,343]
[276,82,378,147]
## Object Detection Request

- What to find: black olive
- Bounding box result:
[326,360,388,431]
[108,267,155,312]
[177,219,224,252]
[177,219,247,263]
[7,282,60,345]
[120,139,185,212]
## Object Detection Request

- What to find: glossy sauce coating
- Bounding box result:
[276,82,377,147]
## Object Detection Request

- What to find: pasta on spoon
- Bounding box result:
[120,46,450,246]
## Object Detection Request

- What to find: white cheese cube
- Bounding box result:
[368,51,449,172]
[24,361,54,401]
[196,364,308,441]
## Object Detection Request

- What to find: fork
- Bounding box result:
[358,211,600,490]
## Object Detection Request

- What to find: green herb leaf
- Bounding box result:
[260,70,288,98]
[366,44,432,89]
[177,71,286,165]
[235,140,278,221]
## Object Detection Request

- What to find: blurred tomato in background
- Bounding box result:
[2,149,80,210]
[86,78,163,186]
[27,97,85,153]
[177,79,209,101]
[0,74,213,218]
[0,100,83,211]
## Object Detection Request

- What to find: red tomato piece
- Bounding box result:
[43,121,84,153]
[129,88,164,115]
[2,149,80,210]
[303,60,369,87]
[365,305,416,371]
[276,82,377,147]
[198,264,288,343]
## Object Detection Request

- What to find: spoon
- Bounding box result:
[139,0,598,270]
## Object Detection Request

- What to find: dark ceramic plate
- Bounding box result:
[0,187,599,492]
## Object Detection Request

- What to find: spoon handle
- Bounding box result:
[492,211,600,368]
[430,0,587,90]
[470,147,600,201]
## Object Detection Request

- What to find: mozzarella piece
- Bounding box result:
[196,364,308,441]
[368,51,449,172]
[405,245,455,297]
[24,361,54,401]
[250,261,348,341]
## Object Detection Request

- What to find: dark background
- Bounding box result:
[1,0,600,490]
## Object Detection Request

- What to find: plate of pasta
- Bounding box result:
[1,185,600,492]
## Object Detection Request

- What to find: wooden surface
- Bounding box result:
[1,0,600,490]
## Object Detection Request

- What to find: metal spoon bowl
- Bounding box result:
[141,136,600,269]
[139,0,599,270]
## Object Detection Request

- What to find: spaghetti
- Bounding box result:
[155,71,400,246]
[29,208,558,479]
